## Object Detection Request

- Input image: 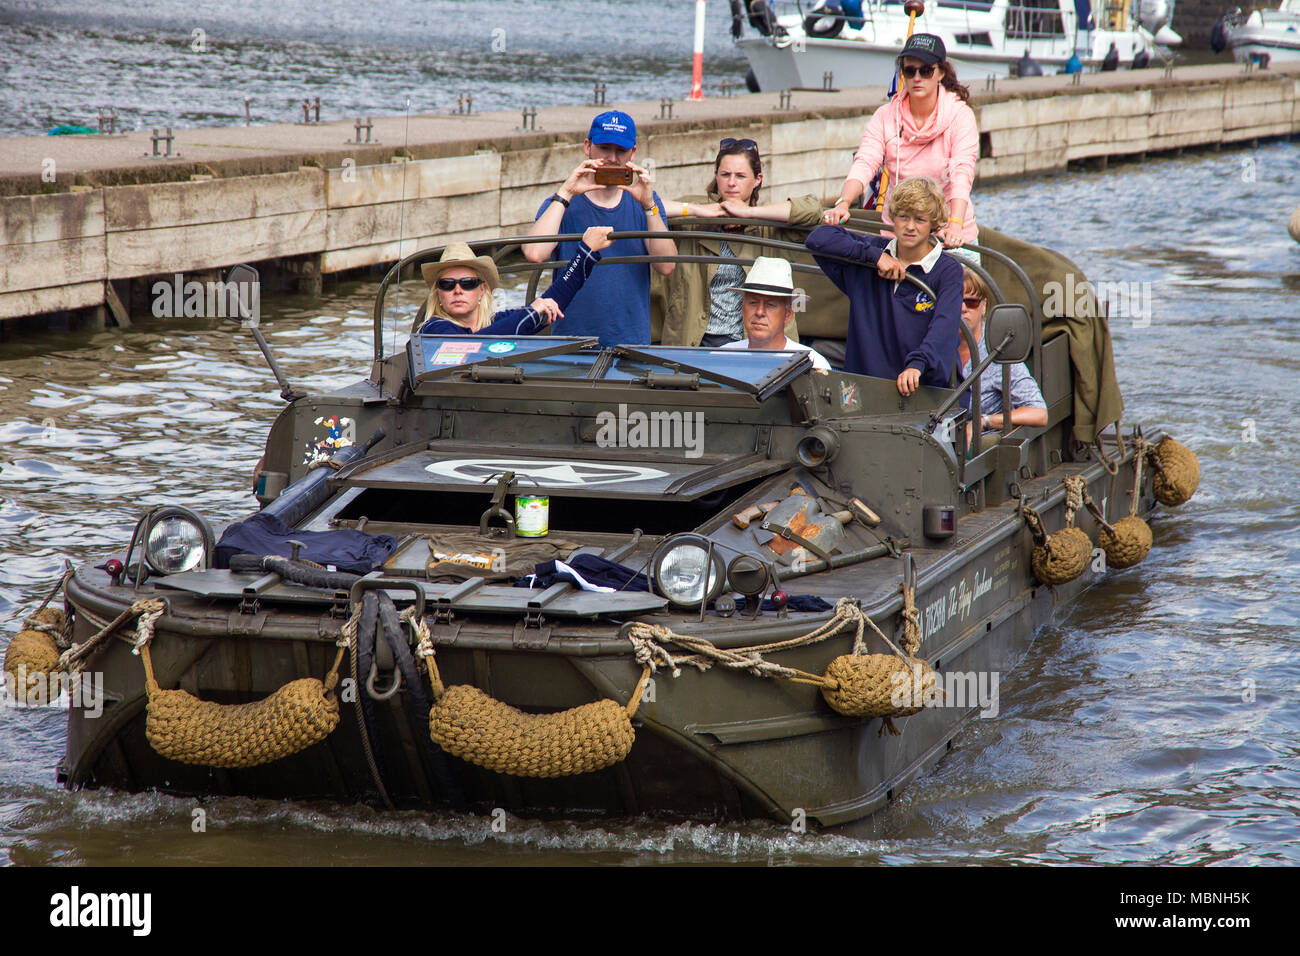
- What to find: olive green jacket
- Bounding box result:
[654,194,824,346]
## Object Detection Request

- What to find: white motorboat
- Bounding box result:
[734,0,1174,90]
[1212,1,1300,66]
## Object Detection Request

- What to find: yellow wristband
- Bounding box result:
[948,217,964,226]
[682,203,689,218]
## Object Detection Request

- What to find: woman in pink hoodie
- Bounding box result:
[824,34,980,258]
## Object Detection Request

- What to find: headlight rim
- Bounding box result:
[141,505,215,576]
[649,533,727,609]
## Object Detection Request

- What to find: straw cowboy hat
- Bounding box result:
[727,256,798,297]
[421,242,501,290]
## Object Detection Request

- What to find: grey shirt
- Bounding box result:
[962,334,1046,419]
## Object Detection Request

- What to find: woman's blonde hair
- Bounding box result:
[962,267,992,304]
[426,280,496,332]
[887,176,948,229]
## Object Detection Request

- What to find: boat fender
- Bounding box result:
[820,585,939,733]
[417,615,651,778]
[139,601,345,769]
[2,608,65,694]
[1149,437,1199,507]
[1024,476,1092,586]
[746,0,777,36]
[1096,438,1154,570]
[1099,515,1152,570]
[803,2,847,39]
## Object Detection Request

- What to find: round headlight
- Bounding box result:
[651,535,725,609]
[144,508,212,574]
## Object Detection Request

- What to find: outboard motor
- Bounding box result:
[1017,51,1045,76]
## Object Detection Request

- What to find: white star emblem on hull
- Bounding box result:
[424,458,670,487]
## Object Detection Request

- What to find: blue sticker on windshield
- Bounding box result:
[487,342,516,354]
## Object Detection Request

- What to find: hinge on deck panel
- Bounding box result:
[239,593,260,615]
[512,610,551,649]
[439,410,455,439]
[753,425,772,454]
[433,600,455,626]
[329,589,350,619]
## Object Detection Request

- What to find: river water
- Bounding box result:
[2,1,1298,866]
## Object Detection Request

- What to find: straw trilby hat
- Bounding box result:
[727,256,797,297]
[421,242,500,290]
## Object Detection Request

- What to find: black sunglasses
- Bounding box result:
[719,137,759,153]
[962,296,984,308]
[900,64,936,79]
[435,276,484,292]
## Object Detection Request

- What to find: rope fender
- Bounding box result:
[627,595,938,736]
[1097,437,1153,570]
[414,610,651,778]
[1025,475,1093,586]
[1149,436,1200,507]
[140,601,347,769]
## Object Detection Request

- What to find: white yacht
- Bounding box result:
[1212,1,1300,65]
[735,0,1176,90]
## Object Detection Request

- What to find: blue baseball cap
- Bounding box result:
[587,110,637,150]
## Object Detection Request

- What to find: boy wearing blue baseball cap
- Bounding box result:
[523,110,676,347]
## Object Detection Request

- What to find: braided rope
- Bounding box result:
[1062,475,1086,527]
[624,597,866,688]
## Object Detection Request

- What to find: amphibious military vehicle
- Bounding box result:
[36,213,1196,832]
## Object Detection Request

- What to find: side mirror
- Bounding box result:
[224,264,261,329]
[985,303,1032,365]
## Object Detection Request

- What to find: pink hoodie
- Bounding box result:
[846,86,979,243]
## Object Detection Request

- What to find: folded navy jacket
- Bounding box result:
[215,511,398,575]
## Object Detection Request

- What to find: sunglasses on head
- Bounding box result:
[900,63,936,79]
[719,137,759,153]
[435,276,484,292]
[962,296,984,308]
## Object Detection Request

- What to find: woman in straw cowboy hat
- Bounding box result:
[418,226,614,336]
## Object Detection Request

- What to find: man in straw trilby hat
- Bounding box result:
[717,257,830,370]
[522,110,675,348]
[418,226,613,338]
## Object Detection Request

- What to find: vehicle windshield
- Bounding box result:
[408,334,811,394]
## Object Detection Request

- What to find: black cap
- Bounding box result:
[899,33,945,65]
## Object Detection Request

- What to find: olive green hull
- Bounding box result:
[61,452,1156,830]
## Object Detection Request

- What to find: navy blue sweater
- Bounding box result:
[805,226,962,389]
[419,242,601,337]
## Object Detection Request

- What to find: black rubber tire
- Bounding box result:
[803,10,846,38]
[745,66,761,93]
[747,0,776,36]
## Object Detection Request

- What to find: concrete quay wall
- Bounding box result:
[1,63,1296,330]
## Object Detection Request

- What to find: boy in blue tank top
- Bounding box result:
[523,110,676,347]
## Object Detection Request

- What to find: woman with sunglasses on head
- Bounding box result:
[823,34,980,263]
[958,267,1046,451]
[661,137,823,347]
[418,226,614,336]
